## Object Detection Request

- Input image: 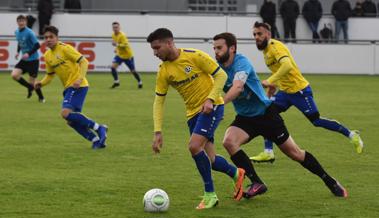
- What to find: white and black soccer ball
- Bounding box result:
[143,188,169,212]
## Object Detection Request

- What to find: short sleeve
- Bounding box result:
[271,43,289,62]
[194,50,221,76]
[64,44,83,63]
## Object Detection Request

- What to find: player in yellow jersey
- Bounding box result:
[34,26,108,149]
[110,22,142,89]
[147,28,246,209]
[250,22,364,163]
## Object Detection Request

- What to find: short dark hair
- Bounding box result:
[253,21,271,31]
[16,15,26,21]
[112,22,119,25]
[146,28,173,43]
[43,25,59,36]
[213,32,237,52]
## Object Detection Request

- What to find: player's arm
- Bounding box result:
[65,45,88,88]
[152,68,169,154]
[208,67,227,102]
[36,60,55,88]
[15,44,21,59]
[23,32,40,60]
[265,56,292,85]
[224,71,247,104]
[116,36,129,48]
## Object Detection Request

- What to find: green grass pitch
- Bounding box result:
[0,72,378,218]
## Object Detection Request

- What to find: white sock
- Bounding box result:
[114,80,120,83]
[93,123,100,131]
[264,149,273,154]
[348,131,354,139]
[92,136,100,142]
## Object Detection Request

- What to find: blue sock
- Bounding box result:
[111,68,118,81]
[211,155,237,179]
[66,113,96,129]
[313,118,350,137]
[264,139,274,150]
[68,122,97,141]
[193,150,214,193]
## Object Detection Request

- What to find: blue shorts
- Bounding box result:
[272,86,319,115]
[62,87,88,112]
[187,105,224,143]
[112,56,135,71]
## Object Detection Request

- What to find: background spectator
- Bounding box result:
[362,0,377,17]
[64,0,82,13]
[37,0,53,36]
[353,0,364,17]
[280,0,300,43]
[331,0,351,43]
[302,0,322,43]
[260,0,280,39]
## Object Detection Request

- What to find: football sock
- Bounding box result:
[300,151,335,187]
[68,122,97,141]
[231,149,264,184]
[132,71,142,83]
[193,150,214,192]
[211,155,237,178]
[111,68,119,81]
[35,87,44,99]
[312,118,350,137]
[66,112,96,129]
[17,77,33,89]
[264,139,274,151]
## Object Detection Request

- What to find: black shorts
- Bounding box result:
[230,104,290,145]
[15,60,39,78]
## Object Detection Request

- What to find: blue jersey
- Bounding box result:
[221,53,271,117]
[15,27,39,61]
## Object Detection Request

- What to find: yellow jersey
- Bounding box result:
[264,39,309,93]
[44,42,89,88]
[155,48,225,119]
[112,31,133,59]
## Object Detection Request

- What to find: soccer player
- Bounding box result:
[110,22,142,89]
[11,15,45,102]
[213,32,348,198]
[34,26,108,149]
[250,22,364,163]
[147,28,245,210]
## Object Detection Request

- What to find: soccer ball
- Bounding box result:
[143,188,169,212]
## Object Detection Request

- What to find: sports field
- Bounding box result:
[0,73,378,218]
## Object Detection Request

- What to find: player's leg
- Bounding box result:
[61,87,108,148]
[292,86,364,153]
[187,108,222,209]
[11,62,34,98]
[263,107,347,198]
[251,92,290,162]
[223,117,267,199]
[125,57,143,88]
[28,60,45,102]
[204,142,245,201]
[277,136,348,197]
[110,57,121,88]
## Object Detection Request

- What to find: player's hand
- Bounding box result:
[202,99,214,114]
[34,81,42,89]
[266,85,277,98]
[112,42,117,47]
[15,53,19,60]
[22,53,29,60]
[152,132,163,154]
[72,79,82,89]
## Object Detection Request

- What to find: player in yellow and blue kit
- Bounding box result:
[213,32,347,198]
[250,22,364,163]
[35,26,108,149]
[147,28,246,209]
[110,22,142,89]
[11,15,45,102]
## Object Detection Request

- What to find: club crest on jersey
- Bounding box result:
[184,66,192,74]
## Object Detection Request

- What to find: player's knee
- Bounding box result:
[222,138,238,154]
[61,110,71,119]
[11,72,20,80]
[188,142,202,155]
[306,112,321,126]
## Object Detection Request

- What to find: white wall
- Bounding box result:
[2,12,379,41]
[1,12,378,74]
